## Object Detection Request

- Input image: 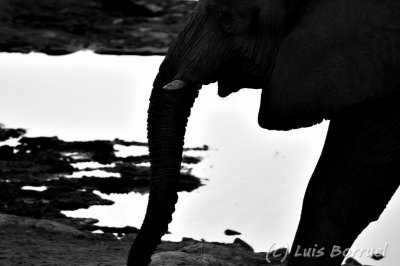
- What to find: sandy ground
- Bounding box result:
[0,222,130,265]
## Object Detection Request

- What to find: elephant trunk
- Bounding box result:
[127,60,199,265]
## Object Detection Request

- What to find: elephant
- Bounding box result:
[127,0,400,265]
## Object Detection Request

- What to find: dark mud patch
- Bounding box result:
[0,124,206,234]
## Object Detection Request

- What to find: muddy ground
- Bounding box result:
[0,124,204,234]
[0,214,270,266]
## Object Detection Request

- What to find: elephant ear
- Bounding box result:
[258,0,400,130]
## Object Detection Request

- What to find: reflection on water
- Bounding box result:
[65,170,121,178]
[0,52,398,265]
[114,144,149,157]
[21,186,47,192]
[0,138,20,147]
[63,190,149,229]
[71,162,116,170]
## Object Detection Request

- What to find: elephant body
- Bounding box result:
[128,0,400,265]
[260,0,400,129]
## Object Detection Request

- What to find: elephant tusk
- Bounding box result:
[163,80,188,90]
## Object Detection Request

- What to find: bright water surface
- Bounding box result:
[0,52,398,265]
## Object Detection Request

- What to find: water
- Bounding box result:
[21,186,47,192]
[0,52,398,265]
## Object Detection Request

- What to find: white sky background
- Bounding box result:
[0,52,398,265]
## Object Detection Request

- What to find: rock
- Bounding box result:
[182,237,197,242]
[33,219,84,236]
[233,237,254,252]
[224,229,241,236]
[0,213,84,236]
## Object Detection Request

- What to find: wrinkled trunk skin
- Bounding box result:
[127,57,199,265]
[126,3,210,264]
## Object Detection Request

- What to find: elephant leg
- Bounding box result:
[288,94,400,266]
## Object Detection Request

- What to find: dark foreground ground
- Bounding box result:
[0,213,269,266]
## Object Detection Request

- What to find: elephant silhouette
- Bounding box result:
[128,0,400,265]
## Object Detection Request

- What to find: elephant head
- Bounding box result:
[127,1,288,264]
[160,0,288,96]
[128,0,400,264]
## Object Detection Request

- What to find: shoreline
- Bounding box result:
[0,124,204,235]
[0,124,270,265]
